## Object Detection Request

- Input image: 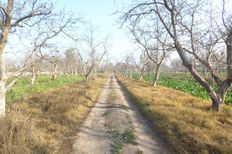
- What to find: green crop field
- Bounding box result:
[6,75,84,103]
[130,72,232,105]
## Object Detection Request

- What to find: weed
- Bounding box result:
[122,129,136,144]
[111,128,137,154]
[0,75,107,153]
[117,75,232,153]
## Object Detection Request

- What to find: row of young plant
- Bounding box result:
[128,72,232,105]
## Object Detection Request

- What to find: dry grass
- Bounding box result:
[117,76,232,154]
[0,75,107,154]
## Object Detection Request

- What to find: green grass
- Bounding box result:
[129,72,232,105]
[111,129,136,154]
[6,75,84,103]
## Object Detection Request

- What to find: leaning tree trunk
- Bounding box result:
[153,72,160,87]
[211,97,223,112]
[210,83,230,112]
[210,88,226,112]
[175,41,229,112]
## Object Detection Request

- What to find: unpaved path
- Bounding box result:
[72,75,169,154]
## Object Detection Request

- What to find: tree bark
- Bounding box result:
[175,41,228,112]
[52,64,57,80]
[211,97,224,112]
[0,0,13,116]
[85,74,89,80]
[139,73,144,80]
[31,66,36,84]
[153,72,160,87]
[0,50,6,116]
[204,67,208,78]
[153,64,161,87]
[226,30,232,79]
[0,81,6,117]
[31,74,36,85]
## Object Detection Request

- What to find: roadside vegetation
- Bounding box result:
[129,72,232,105]
[6,75,84,103]
[0,75,106,153]
[117,75,232,153]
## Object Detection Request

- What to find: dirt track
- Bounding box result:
[72,74,169,154]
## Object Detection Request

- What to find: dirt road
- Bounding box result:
[72,75,169,154]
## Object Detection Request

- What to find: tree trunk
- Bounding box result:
[153,65,161,87]
[0,47,7,117]
[52,64,57,80]
[59,70,62,77]
[153,71,160,87]
[85,75,88,80]
[31,74,36,85]
[204,66,208,77]
[139,73,144,80]
[211,97,223,112]
[0,0,13,116]
[92,67,95,79]
[0,81,6,117]
[31,66,36,84]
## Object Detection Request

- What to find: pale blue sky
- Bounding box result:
[5,0,138,65]
[56,0,137,62]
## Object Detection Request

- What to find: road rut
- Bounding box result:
[72,75,169,154]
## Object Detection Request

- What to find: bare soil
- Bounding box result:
[72,75,169,154]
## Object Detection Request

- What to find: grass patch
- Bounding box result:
[129,72,232,105]
[6,75,84,103]
[122,129,137,144]
[0,74,107,153]
[111,128,137,154]
[117,75,232,153]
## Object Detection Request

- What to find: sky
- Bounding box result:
[6,0,230,66]
[56,0,138,62]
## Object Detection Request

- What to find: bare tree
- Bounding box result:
[46,55,62,80]
[0,0,78,116]
[121,53,135,77]
[121,0,232,111]
[31,65,37,85]
[134,51,150,80]
[73,26,108,80]
[64,48,78,75]
[129,23,171,87]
